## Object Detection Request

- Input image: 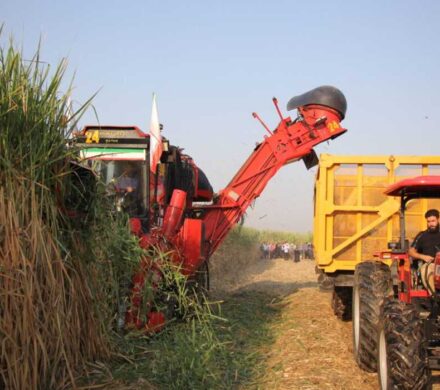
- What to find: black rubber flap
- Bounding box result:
[302,150,319,170]
[286,85,347,119]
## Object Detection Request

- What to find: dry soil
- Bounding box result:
[211,257,440,390]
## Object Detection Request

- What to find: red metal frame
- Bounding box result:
[395,253,429,303]
[375,251,429,303]
[195,105,345,262]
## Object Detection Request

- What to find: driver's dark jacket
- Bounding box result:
[411,228,440,258]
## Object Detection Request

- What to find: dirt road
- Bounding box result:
[212,256,440,389]
[212,257,378,389]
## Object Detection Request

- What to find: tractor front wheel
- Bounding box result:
[377,298,431,390]
[352,261,392,372]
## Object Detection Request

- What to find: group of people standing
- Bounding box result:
[260,242,314,261]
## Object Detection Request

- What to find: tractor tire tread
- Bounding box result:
[355,261,392,372]
[380,298,431,390]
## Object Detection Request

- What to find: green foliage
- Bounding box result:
[108,290,282,390]
[0,35,142,389]
[106,228,290,389]
[73,184,144,331]
[0,36,108,389]
[99,248,232,389]
[147,307,228,389]
[221,225,312,247]
[257,228,312,244]
[227,225,261,246]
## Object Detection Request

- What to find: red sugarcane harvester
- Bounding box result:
[73,86,347,331]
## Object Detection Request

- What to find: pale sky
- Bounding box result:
[3,0,440,232]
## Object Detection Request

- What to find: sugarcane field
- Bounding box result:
[2,2,440,389]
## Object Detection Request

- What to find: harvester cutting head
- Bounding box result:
[286,85,347,119]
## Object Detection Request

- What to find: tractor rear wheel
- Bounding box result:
[331,286,352,321]
[377,298,431,390]
[352,261,392,372]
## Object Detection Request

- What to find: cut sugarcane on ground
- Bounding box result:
[211,256,377,389]
[211,254,440,389]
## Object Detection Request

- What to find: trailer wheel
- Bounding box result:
[352,261,392,372]
[378,298,431,390]
[331,286,352,321]
[316,267,334,291]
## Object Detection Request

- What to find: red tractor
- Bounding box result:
[73,86,347,331]
[352,176,440,389]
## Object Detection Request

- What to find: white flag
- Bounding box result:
[149,93,163,174]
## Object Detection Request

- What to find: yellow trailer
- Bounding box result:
[313,154,440,318]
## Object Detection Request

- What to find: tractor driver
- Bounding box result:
[408,209,440,294]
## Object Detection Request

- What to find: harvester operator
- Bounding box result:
[115,161,141,215]
[408,209,440,294]
[116,162,139,193]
